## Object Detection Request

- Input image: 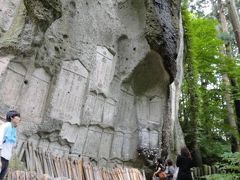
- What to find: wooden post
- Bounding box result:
[51,155,58,177]
[27,142,34,172]
[67,159,72,179]
[62,157,68,178]
[42,151,49,175]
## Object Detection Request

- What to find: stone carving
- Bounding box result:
[83,126,102,158]
[0,62,26,110]
[98,131,113,159]
[139,128,150,148]
[91,46,115,95]
[50,60,88,125]
[0,56,13,77]
[111,131,124,159]
[82,93,96,124]
[102,98,116,127]
[59,123,79,144]
[122,133,138,160]
[91,95,105,123]
[20,68,50,123]
[116,90,136,131]
[83,94,116,127]
[136,96,149,124]
[149,130,159,149]
[136,96,165,126]
[0,0,21,33]
[71,127,88,155]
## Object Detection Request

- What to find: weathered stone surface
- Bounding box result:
[50,60,88,125]
[70,126,88,154]
[90,46,115,95]
[59,123,79,144]
[145,0,181,82]
[98,131,113,159]
[83,126,102,158]
[169,14,186,155]
[111,131,124,159]
[0,0,21,34]
[23,0,62,32]
[0,0,185,170]
[20,68,50,123]
[0,62,26,110]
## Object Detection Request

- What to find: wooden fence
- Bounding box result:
[5,167,145,180]
[192,165,220,179]
[5,170,69,180]
[5,141,146,180]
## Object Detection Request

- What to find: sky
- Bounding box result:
[189,0,213,15]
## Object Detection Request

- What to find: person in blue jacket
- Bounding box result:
[0,110,21,180]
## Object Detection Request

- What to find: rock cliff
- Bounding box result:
[0,0,185,169]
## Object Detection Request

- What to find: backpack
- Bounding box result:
[159,171,167,180]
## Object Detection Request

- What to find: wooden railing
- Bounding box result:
[192,165,220,179]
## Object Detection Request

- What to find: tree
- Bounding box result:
[226,0,240,136]
[181,6,202,166]
[227,0,240,51]
[180,4,229,164]
[218,0,240,152]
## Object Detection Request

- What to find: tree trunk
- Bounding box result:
[227,0,240,135]
[218,0,240,152]
[222,75,240,152]
[227,0,240,51]
[180,6,203,166]
[230,78,240,134]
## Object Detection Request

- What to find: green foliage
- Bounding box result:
[206,173,239,180]
[218,32,235,44]
[206,152,240,179]
[216,152,240,173]
[180,8,200,152]
[180,6,238,164]
[181,0,240,169]
[198,135,230,164]
[9,154,26,171]
[187,0,218,17]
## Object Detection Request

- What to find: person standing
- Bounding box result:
[176,147,194,180]
[165,159,175,180]
[153,158,167,180]
[0,110,21,180]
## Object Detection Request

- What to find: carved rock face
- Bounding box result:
[0,0,184,169]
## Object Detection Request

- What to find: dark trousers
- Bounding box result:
[0,157,9,180]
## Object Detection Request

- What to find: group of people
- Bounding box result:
[153,147,194,180]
